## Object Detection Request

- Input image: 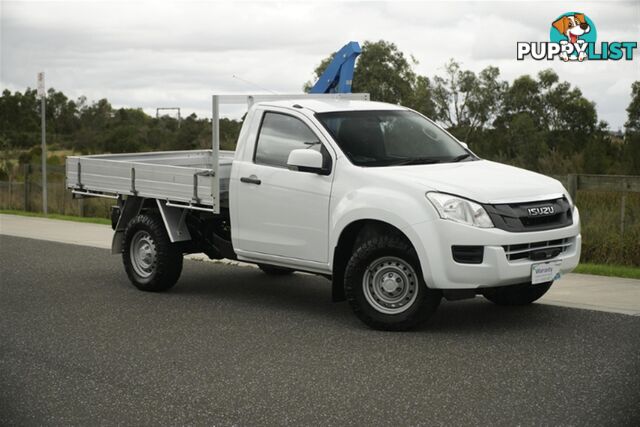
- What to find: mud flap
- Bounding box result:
[111,196,144,254]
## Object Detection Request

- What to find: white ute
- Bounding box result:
[66,94,581,330]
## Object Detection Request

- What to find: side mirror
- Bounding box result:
[459,141,469,149]
[287,149,329,175]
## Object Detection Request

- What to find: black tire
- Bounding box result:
[122,213,183,292]
[258,264,294,275]
[344,235,441,331]
[482,281,553,306]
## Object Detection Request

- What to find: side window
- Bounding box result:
[255,112,325,168]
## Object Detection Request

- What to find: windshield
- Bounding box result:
[316,110,473,167]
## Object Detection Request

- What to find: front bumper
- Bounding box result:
[407,208,581,290]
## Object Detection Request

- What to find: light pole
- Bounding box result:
[37,72,47,215]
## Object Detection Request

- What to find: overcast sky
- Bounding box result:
[1,0,638,129]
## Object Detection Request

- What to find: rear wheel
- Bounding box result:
[483,281,553,306]
[122,213,183,292]
[344,235,441,331]
[258,264,294,275]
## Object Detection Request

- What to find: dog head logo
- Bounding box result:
[549,12,597,61]
[552,14,590,43]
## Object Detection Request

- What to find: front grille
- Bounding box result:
[520,214,563,228]
[484,197,573,232]
[503,238,572,261]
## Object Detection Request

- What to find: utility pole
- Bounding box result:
[37,72,48,214]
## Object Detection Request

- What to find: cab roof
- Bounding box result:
[254,99,407,114]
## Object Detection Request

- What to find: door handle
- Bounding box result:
[240,176,261,185]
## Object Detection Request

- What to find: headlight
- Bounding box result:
[564,192,575,210]
[426,192,494,228]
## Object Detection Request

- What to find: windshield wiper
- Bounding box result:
[450,153,474,162]
[387,157,442,166]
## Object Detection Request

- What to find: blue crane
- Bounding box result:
[309,41,361,94]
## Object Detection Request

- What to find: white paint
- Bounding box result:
[226,99,581,292]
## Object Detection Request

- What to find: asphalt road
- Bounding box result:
[1,235,638,426]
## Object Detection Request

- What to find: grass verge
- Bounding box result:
[574,263,640,280]
[0,209,110,225]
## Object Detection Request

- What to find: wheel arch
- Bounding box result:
[112,197,195,254]
[331,218,416,302]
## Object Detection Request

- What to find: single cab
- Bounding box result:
[66,95,581,330]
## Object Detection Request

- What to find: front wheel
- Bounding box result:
[344,236,441,331]
[122,213,183,292]
[482,281,553,306]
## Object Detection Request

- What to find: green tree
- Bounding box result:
[493,69,600,170]
[102,125,142,153]
[625,81,640,132]
[0,87,246,157]
[220,118,244,150]
[507,113,546,169]
[432,59,506,141]
[583,121,612,174]
[175,113,204,150]
[500,75,544,125]
[623,81,640,174]
[351,40,416,105]
[0,88,40,148]
[405,75,436,118]
[45,88,80,142]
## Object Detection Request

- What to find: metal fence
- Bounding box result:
[554,174,640,235]
[0,163,113,218]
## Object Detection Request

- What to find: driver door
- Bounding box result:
[233,109,334,264]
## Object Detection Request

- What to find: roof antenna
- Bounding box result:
[232,75,278,94]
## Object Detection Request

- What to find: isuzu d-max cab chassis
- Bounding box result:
[66,94,581,330]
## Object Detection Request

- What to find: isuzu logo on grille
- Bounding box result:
[527,206,555,216]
